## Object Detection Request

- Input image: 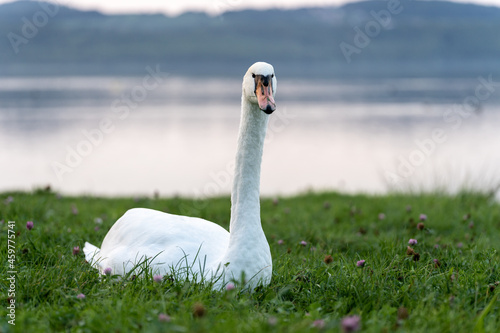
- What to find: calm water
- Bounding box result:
[1,76,499,198]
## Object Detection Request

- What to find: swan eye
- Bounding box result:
[271,74,274,78]
[252,73,255,78]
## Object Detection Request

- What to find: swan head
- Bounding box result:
[243,62,277,114]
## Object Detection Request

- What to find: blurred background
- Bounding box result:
[1,0,499,198]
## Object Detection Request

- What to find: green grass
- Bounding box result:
[1,189,499,332]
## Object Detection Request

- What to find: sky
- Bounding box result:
[1,0,500,15]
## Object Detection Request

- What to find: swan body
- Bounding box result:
[84,62,277,290]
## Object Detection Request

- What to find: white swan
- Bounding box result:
[83,62,277,290]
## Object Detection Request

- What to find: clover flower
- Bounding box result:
[312,319,325,329]
[158,313,170,322]
[341,315,360,332]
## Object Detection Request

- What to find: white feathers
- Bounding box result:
[84,62,276,290]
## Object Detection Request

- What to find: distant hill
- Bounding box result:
[1,0,499,78]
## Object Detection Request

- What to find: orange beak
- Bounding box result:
[255,75,276,114]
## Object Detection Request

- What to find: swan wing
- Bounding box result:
[83,241,102,270]
[95,208,230,279]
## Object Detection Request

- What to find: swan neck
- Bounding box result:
[229,99,268,233]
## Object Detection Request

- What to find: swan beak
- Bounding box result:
[255,75,276,114]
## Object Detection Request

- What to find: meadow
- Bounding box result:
[1,189,499,332]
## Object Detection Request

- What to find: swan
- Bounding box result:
[83,62,277,290]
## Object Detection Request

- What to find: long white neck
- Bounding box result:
[230,97,268,233]
[223,96,269,262]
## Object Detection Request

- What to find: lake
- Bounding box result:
[1,75,499,199]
